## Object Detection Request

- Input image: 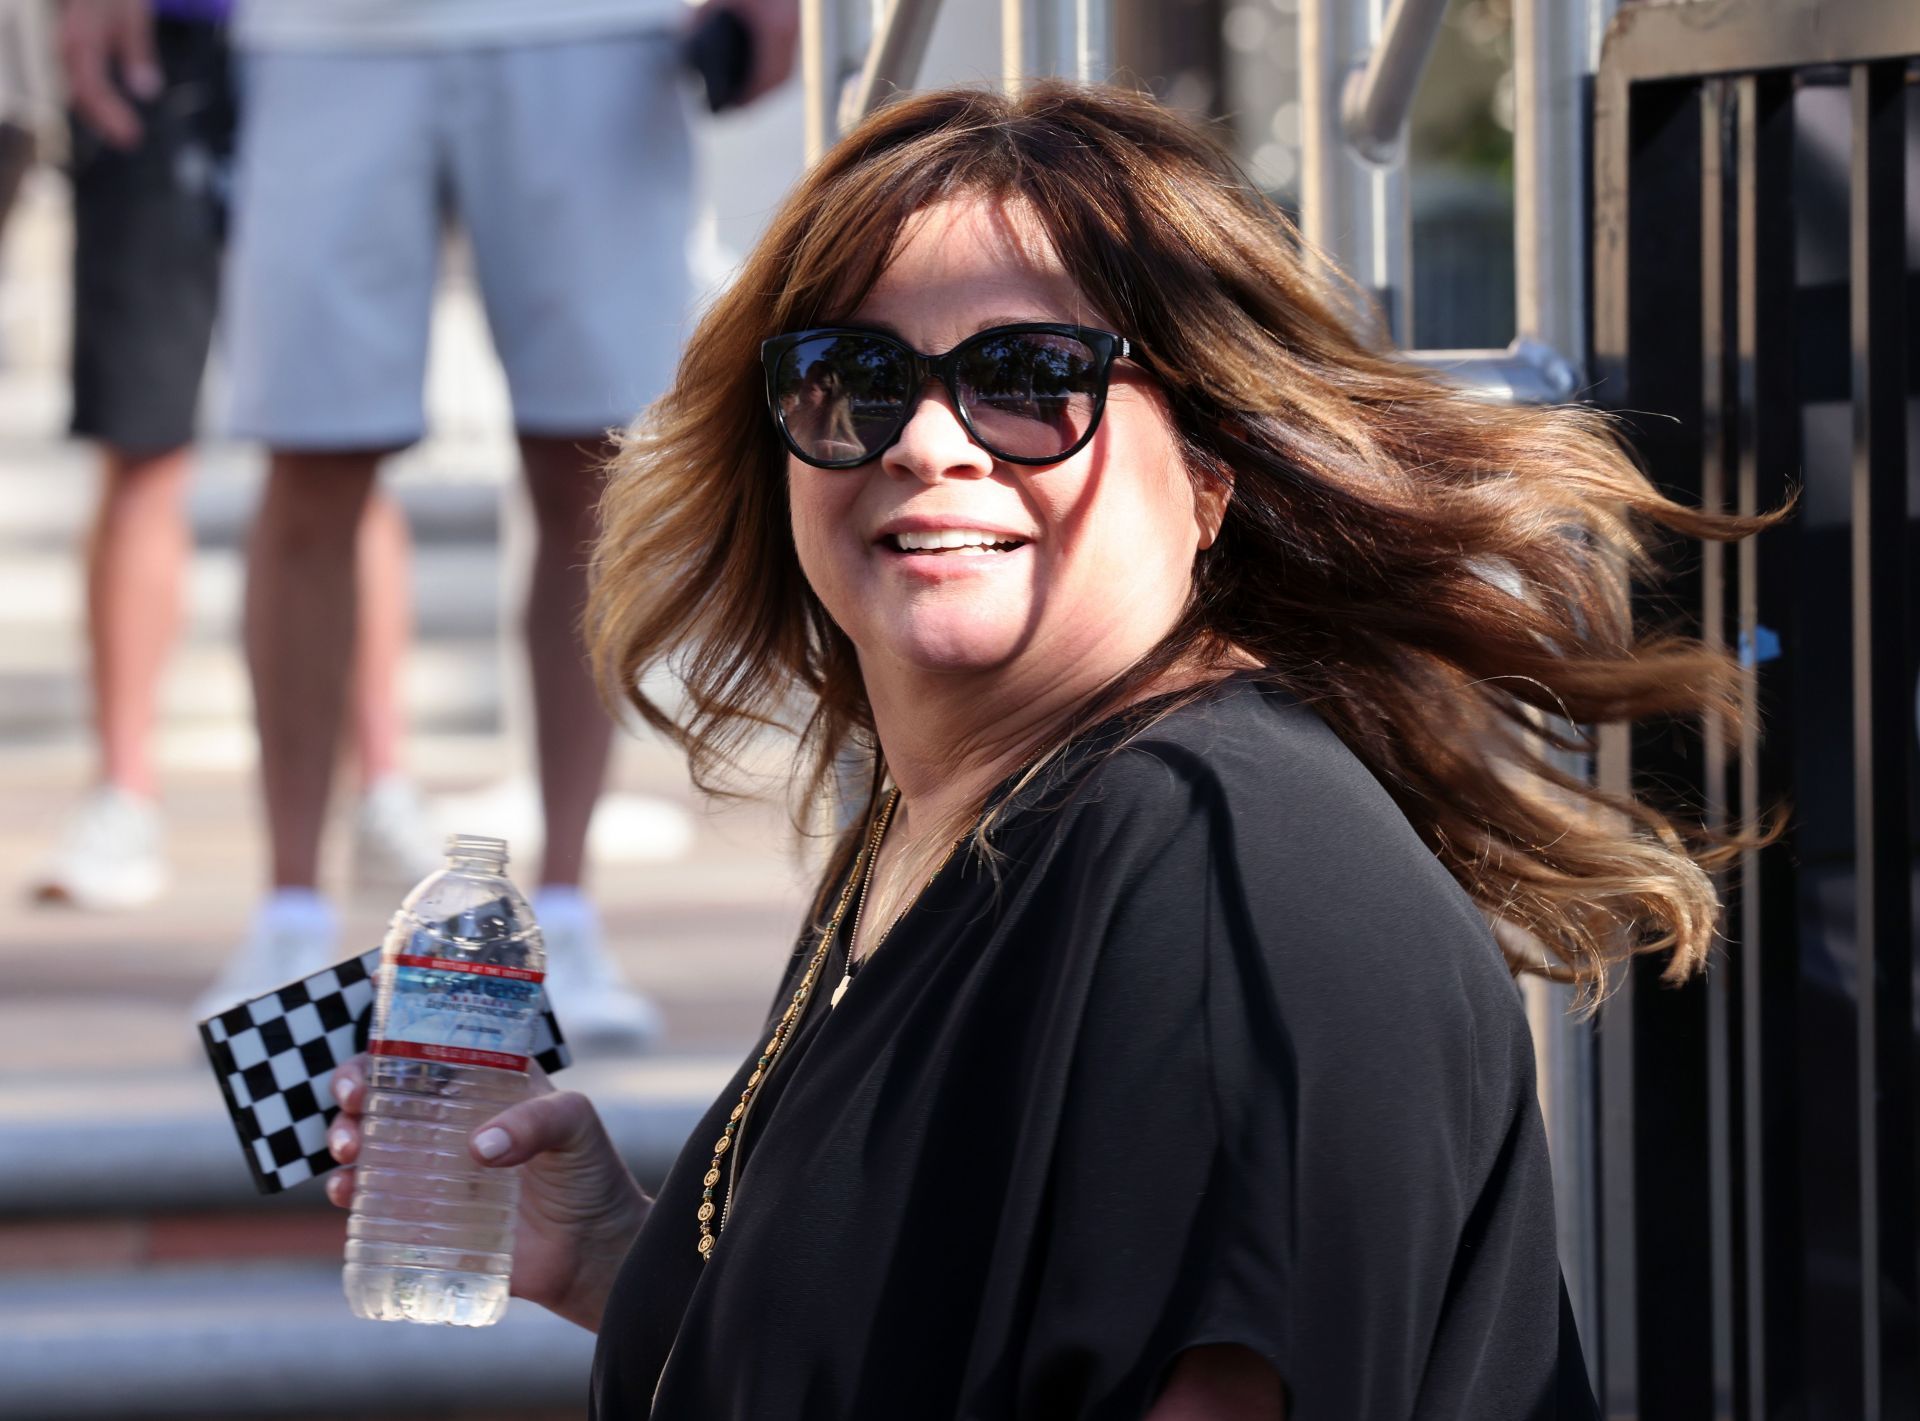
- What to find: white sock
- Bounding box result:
[532,885,594,927]
[360,772,418,807]
[260,887,335,932]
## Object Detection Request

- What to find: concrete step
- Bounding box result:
[0,540,506,645]
[0,525,511,742]
[0,1258,599,1418]
[0,438,516,555]
[0,1057,733,1216]
[0,636,503,740]
[0,1057,732,1415]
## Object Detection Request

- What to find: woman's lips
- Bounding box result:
[881,529,1031,554]
[875,533,1032,574]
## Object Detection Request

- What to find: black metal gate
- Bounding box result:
[1590,4,1919,1418]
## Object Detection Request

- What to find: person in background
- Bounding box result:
[0,0,53,244]
[207,0,796,1046]
[36,0,436,934]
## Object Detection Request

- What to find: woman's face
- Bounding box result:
[786,196,1224,696]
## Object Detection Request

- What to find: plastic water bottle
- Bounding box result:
[344,834,544,1327]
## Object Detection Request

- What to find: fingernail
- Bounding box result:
[333,1077,357,1108]
[328,1126,352,1158]
[130,65,162,99]
[473,1128,510,1160]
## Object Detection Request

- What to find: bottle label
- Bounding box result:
[371,953,547,1071]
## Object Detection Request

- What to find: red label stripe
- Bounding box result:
[372,1039,531,1071]
[391,954,545,983]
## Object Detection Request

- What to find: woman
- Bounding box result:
[325,82,1767,1417]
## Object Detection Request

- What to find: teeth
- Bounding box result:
[890,529,1024,552]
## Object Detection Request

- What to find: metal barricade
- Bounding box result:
[1592,4,1920,1416]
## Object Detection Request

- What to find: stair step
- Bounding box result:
[0,1058,732,1216]
[0,1259,598,1418]
[0,480,510,564]
[0,440,515,554]
[0,638,505,745]
[0,530,505,636]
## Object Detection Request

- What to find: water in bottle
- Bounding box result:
[344,833,544,1326]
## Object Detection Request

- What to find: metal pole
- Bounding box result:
[802,0,833,164]
[1299,0,1411,346]
[1405,340,1577,404]
[1002,0,1025,93]
[842,0,944,128]
[1339,0,1449,165]
[1506,1,1612,1379]
[1071,0,1106,82]
[1002,0,1105,92]
[1511,0,1607,379]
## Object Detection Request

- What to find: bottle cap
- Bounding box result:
[444,833,509,869]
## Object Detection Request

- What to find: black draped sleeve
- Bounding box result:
[970,706,1585,1418]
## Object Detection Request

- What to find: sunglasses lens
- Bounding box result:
[955,331,1103,462]
[774,333,909,464]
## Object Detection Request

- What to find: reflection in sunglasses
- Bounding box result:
[766,323,1130,468]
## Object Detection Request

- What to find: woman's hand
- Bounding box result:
[325,1055,652,1334]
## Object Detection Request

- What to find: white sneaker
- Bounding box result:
[350,774,442,895]
[534,890,664,1053]
[30,785,168,911]
[191,893,340,1025]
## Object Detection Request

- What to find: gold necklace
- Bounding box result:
[829,789,964,1009]
[697,787,967,1261]
[697,791,895,1261]
[829,790,897,1009]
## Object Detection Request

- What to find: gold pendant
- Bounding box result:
[829,971,853,1009]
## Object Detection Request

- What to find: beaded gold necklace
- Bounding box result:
[698,787,956,1261]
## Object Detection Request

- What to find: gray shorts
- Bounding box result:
[222,32,692,448]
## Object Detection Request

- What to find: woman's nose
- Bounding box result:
[881,380,995,483]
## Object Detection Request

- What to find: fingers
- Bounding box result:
[325,1165,356,1209]
[324,1056,369,1197]
[326,1109,360,1164]
[325,1062,593,1207]
[330,1055,369,1117]
[61,30,139,148]
[57,0,153,149]
[732,0,798,108]
[110,0,162,104]
[468,1089,603,1168]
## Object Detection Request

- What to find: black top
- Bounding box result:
[590,677,1598,1419]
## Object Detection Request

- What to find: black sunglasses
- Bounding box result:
[762,322,1136,469]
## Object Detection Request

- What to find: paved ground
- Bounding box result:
[0,739,817,1081]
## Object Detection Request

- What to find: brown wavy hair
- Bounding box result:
[587,79,1779,1005]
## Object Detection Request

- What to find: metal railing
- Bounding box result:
[800,0,1109,165]
[1592,3,1920,1416]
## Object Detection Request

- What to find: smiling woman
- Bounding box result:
[562,81,1778,1418]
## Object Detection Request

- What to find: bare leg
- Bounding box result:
[519,435,616,889]
[244,450,381,889]
[88,446,193,799]
[348,491,414,792]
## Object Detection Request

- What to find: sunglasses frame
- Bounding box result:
[761,321,1136,470]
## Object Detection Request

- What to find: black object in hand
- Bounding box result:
[685,8,755,114]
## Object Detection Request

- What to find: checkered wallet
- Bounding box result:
[197,946,572,1195]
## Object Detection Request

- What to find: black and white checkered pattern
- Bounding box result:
[197,946,571,1195]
